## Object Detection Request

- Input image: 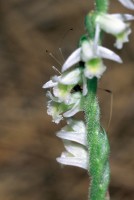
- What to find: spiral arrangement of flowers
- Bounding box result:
[43,0,134,199]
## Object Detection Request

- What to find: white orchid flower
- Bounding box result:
[56,119,87,145]
[63,92,83,117]
[56,140,88,170]
[62,40,122,72]
[96,13,134,49]
[46,91,83,123]
[47,100,68,123]
[53,68,82,103]
[62,39,122,79]
[118,0,134,10]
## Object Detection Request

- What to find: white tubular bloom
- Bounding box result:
[46,91,82,123]
[47,100,66,124]
[118,0,134,10]
[61,39,122,79]
[62,41,122,72]
[56,119,88,169]
[56,119,87,145]
[43,66,84,123]
[63,92,82,117]
[56,140,88,170]
[95,13,134,49]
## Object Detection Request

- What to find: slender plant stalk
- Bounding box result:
[95,0,109,12]
[84,1,110,199]
[84,78,110,200]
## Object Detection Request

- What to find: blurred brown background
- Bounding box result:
[0,0,134,200]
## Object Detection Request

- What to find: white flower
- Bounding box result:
[53,68,83,103]
[47,99,68,123]
[56,140,88,170]
[118,0,134,10]
[46,91,83,123]
[63,92,83,117]
[56,119,87,145]
[61,39,122,79]
[62,40,122,73]
[95,13,134,49]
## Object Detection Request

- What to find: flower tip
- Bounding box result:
[116,56,123,63]
[61,48,81,72]
[42,84,46,89]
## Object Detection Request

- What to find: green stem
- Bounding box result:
[95,0,109,13]
[84,78,110,200]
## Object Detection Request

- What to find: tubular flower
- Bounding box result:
[43,68,86,123]
[56,140,88,170]
[56,119,88,169]
[95,13,134,49]
[46,90,83,123]
[62,38,122,79]
[56,119,87,145]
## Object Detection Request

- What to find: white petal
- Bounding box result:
[52,75,61,82]
[81,41,94,62]
[42,80,57,88]
[62,48,81,72]
[59,68,82,85]
[68,119,86,135]
[118,0,134,10]
[114,28,132,49]
[46,91,61,102]
[98,46,123,63]
[56,156,88,169]
[63,101,81,117]
[82,76,88,96]
[57,131,86,145]
[94,23,101,50]
[111,14,134,21]
[47,101,63,124]
[96,14,127,35]
[57,119,87,142]
[63,141,87,158]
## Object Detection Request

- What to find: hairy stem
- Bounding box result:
[95,0,109,12]
[84,78,110,200]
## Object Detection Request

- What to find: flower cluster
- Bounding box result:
[43,1,134,170]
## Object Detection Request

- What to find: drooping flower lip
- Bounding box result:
[118,0,134,10]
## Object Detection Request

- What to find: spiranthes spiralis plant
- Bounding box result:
[43,0,134,199]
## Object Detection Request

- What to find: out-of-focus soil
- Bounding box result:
[0,0,134,200]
